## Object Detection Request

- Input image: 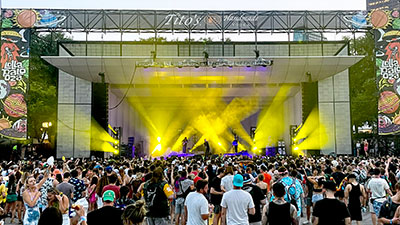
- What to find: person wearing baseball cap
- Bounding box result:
[87,190,123,225]
[242,174,266,225]
[105,166,113,174]
[220,174,255,225]
[312,181,350,225]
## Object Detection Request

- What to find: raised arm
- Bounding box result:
[36,172,50,190]
[56,194,69,214]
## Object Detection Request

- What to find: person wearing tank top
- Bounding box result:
[22,174,49,225]
[344,174,367,225]
[262,183,297,225]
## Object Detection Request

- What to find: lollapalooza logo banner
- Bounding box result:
[0,29,29,140]
[371,10,400,135]
[0,9,66,140]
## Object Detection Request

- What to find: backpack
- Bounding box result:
[383,196,399,219]
[143,180,167,210]
[279,177,298,210]
[177,179,193,199]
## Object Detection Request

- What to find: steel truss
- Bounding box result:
[2,9,369,33]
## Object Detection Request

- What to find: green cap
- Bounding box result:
[102,190,116,202]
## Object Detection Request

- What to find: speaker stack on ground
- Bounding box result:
[301,81,320,155]
[91,83,109,158]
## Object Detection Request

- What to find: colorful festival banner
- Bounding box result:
[0,9,65,141]
[0,29,29,140]
[371,10,400,135]
[2,9,66,29]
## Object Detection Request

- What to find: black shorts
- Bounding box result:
[213,205,221,214]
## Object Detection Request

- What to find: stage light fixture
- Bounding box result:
[218,142,222,146]
[157,137,161,143]
[136,57,272,69]
[253,146,257,150]
[294,146,299,151]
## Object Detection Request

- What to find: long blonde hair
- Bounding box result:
[121,200,147,225]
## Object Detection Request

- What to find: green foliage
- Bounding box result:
[347,33,377,130]
[138,36,167,42]
[28,32,71,140]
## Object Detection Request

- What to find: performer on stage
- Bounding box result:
[182,137,188,153]
[204,139,210,158]
[232,137,238,153]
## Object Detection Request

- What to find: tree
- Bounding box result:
[28,32,71,144]
[346,32,377,131]
[138,36,167,42]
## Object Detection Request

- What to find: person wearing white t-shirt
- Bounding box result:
[366,168,392,225]
[221,166,234,192]
[221,174,255,225]
[184,179,211,225]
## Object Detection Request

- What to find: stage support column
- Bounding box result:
[56,45,91,158]
[318,69,352,155]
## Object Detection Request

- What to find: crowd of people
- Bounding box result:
[0,154,399,225]
[355,138,397,157]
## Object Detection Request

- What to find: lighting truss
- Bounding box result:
[135,58,273,68]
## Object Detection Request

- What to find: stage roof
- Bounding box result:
[43,55,364,85]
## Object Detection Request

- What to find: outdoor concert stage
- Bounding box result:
[10,9,367,158]
[44,40,362,158]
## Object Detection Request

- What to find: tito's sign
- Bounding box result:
[164,13,258,27]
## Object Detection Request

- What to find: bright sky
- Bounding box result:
[1,0,368,41]
[2,0,366,10]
